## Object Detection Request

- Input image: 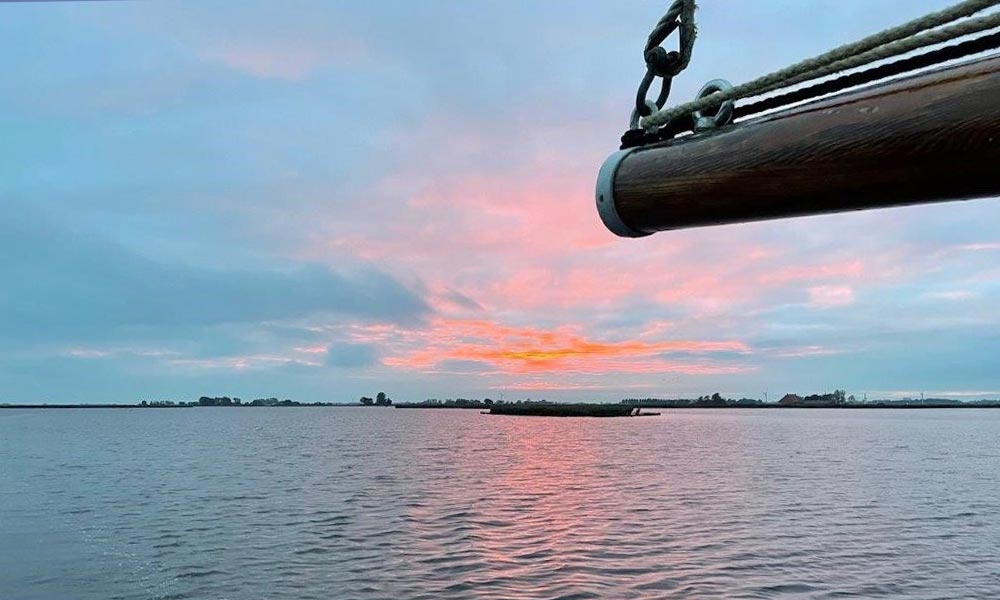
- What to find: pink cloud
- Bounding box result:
[808,285,856,308]
[66,348,111,359]
[926,290,977,301]
[760,259,864,285]
[272,102,1000,394]
[769,345,845,358]
[166,353,322,370]
[64,346,182,359]
[501,380,658,391]
[199,35,367,80]
[949,243,1000,253]
[379,318,750,375]
[292,345,329,355]
[202,45,321,80]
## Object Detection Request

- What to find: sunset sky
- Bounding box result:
[3,0,1000,403]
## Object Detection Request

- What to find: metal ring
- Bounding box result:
[633,69,656,119]
[595,149,650,238]
[692,78,735,132]
[630,99,659,130]
[632,0,688,126]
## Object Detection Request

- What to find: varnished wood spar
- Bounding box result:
[599,54,1000,236]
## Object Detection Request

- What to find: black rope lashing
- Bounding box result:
[735,29,1000,120]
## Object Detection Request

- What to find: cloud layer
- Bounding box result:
[2,0,999,403]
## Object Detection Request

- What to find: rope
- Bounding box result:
[643,0,696,68]
[734,29,1000,120]
[639,0,1000,131]
[633,0,697,120]
[745,12,1000,100]
[670,0,696,74]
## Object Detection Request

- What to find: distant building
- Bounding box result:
[779,394,802,406]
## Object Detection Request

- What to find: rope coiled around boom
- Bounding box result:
[734,28,1000,120]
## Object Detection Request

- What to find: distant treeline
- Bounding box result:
[621,390,1000,408]
[397,398,571,409]
[358,392,393,406]
[397,398,496,409]
[138,396,344,407]
[6,389,999,410]
[622,393,763,407]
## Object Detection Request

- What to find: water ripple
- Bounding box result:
[3,407,1000,598]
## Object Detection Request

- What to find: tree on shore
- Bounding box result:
[360,396,374,406]
[375,392,392,406]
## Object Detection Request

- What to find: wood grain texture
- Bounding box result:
[613,55,1000,233]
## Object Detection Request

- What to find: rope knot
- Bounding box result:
[631,0,698,128]
[645,48,682,78]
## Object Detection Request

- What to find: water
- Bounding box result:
[2,408,1000,599]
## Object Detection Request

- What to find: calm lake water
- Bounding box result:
[2,408,1000,599]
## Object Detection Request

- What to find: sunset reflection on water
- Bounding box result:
[5,408,1000,599]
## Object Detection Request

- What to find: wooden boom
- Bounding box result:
[596,55,1000,237]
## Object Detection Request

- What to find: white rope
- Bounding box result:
[640,0,1000,130]
[749,12,1000,98]
[676,0,697,73]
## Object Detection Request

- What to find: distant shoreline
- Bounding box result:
[2,403,998,410]
[0,404,365,410]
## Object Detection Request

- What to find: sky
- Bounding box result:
[2,0,1000,404]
